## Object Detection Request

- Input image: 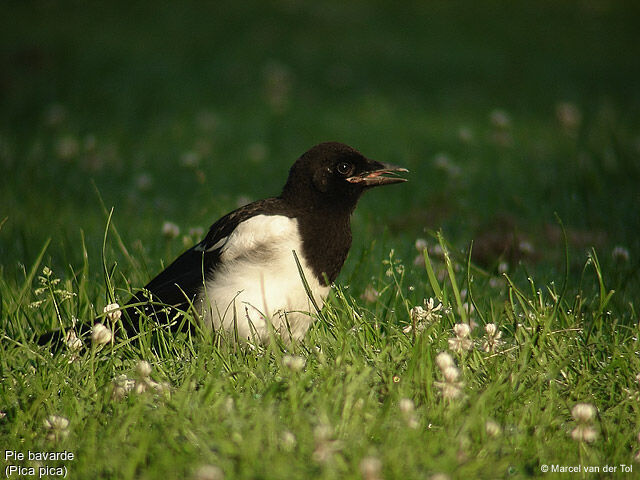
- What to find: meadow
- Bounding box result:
[1,1,640,478]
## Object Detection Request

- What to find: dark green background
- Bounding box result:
[2,0,639,295]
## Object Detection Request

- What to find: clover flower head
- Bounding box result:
[64,330,83,351]
[91,323,112,345]
[435,352,454,370]
[162,221,180,239]
[103,302,121,323]
[398,398,415,414]
[482,323,504,353]
[360,456,383,480]
[136,360,152,379]
[282,355,306,372]
[43,415,69,442]
[572,403,596,423]
[570,403,598,443]
[404,298,443,334]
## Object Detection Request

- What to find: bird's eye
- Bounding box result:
[336,162,353,176]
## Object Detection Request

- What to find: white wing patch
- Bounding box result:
[195,235,228,253]
[218,215,293,262]
[196,215,330,343]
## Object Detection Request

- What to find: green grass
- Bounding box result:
[2,1,640,479]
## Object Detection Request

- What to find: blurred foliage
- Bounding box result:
[1,0,639,292]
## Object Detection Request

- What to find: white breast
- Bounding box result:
[197,215,330,343]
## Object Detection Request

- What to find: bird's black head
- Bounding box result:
[281,142,407,212]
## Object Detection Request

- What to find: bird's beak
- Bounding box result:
[346,161,409,187]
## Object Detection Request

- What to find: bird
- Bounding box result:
[37,142,407,347]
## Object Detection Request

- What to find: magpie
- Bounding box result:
[38,142,407,346]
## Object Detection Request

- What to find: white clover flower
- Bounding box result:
[130,361,169,396]
[135,172,153,191]
[43,415,69,441]
[312,423,340,464]
[518,240,535,255]
[453,323,470,338]
[571,403,596,423]
[111,374,135,401]
[462,302,475,317]
[282,355,306,372]
[361,284,379,303]
[570,403,598,443]
[223,397,234,414]
[398,398,415,414]
[44,415,69,430]
[435,381,464,401]
[398,398,420,428]
[489,109,511,129]
[556,102,582,130]
[443,366,460,383]
[312,442,335,464]
[434,357,464,401]
[64,330,83,351]
[193,464,225,480]
[280,430,297,452]
[612,246,630,262]
[91,323,112,345]
[313,424,333,443]
[433,153,461,177]
[482,323,504,353]
[359,456,382,480]
[410,305,426,321]
[180,151,200,167]
[136,360,152,379]
[404,306,425,333]
[431,244,444,258]
[235,195,252,208]
[485,420,502,437]
[162,221,180,239]
[413,254,426,266]
[415,238,428,251]
[188,227,205,240]
[458,126,474,143]
[571,425,598,443]
[103,302,121,323]
[134,377,168,395]
[404,298,443,333]
[425,298,443,314]
[435,352,455,371]
[406,416,419,429]
[449,323,473,352]
[135,381,149,394]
